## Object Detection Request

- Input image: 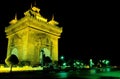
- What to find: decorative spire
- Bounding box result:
[31,3,33,9]
[9,13,18,24]
[34,0,36,6]
[15,13,17,20]
[30,1,36,9]
[52,14,54,20]
[48,14,59,25]
[31,1,40,13]
[24,1,47,22]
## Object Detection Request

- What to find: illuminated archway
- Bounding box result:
[11,48,18,58]
[39,48,51,66]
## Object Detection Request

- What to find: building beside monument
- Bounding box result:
[5,5,62,66]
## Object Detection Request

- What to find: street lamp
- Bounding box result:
[60,56,64,60]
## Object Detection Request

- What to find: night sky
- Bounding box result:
[0,0,119,65]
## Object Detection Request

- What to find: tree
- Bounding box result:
[5,54,19,72]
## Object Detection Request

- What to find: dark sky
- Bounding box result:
[0,0,119,65]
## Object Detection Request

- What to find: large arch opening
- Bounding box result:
[39,48,52,67]
[5,48,19,66]
[11,48,18,58]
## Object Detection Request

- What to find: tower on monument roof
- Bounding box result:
[24,3,47,22]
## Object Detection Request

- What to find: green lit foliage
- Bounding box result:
[89,59,94,68]
[97,59,110,67]
[102,59,110,65]
[73,60,84,69]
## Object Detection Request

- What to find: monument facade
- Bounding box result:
[5,6,62,66]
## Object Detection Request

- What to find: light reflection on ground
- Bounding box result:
[0,66,120,79]
[55,71,68,78]
[0,66,43,73]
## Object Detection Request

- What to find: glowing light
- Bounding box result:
[63,62,66,66]
[60,56,64,60]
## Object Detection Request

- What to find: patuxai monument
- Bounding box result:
[5,5,62,67]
